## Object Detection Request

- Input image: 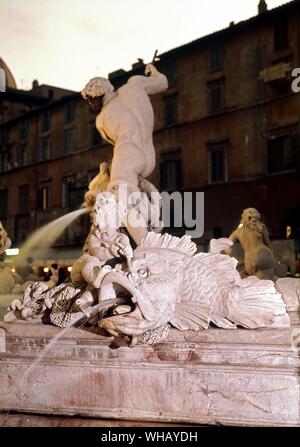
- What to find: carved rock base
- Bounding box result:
[0,321,299,426]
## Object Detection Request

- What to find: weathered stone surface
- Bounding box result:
[0,321,299,426]
[0,327,5,353]
[0,413,182,427]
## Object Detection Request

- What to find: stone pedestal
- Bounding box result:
[0,321,299,426]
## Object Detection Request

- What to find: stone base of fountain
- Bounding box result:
[1,321,300,426]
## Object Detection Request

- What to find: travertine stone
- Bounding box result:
[276,278,300,326]
[0,322,299,426]
[0,413,181,427]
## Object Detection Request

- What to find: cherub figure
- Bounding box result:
[71,192,133,310]
[225,208,276,280]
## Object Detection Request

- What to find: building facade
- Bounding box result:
[0,0,299,264]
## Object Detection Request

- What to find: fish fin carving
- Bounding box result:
[170,302,211,330]
[140,232,197,256]
[226,278,289,329]
[209,314,237,329]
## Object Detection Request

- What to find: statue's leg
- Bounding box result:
[244,254,255,276]
[109,142,146,190]
[71,254,91,285]
[255,248,276,280]
[80,256,105,289]
[108,143,150,245]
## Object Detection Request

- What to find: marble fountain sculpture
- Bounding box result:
[0,222,23,297]
[0,221,11,257]
[0,63,300,427]
[225,208,277,280]
[0,223,40,298]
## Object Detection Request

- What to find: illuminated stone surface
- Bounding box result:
[0,321,299,426]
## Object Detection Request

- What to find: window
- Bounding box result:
[162,58,176,85]
[64,130,74,154]
[17,145,28,167]
[211,40,222,70]
[274,17,289,51]
[208,143,227,183]
[0,190,8,218]
[209,81,224,113]
[164,96,177,126]
[0,150,10,172]
[19,185,29,214]
[64,101,75,123]
[62,176,75,208]
[91,126,101,146]
[39,138,51,161]
[37,183,51,210]
[268,135,296,174]
[41,110,51,131]
[18,118,28,139]
[69,185,85,209]
[160,151,182,190]
[62,176,85,209]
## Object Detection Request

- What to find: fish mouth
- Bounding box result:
[98,271,157,337]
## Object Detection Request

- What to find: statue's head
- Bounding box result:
[241,208,262,230]
[81,77,114,113]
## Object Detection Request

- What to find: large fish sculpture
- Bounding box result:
[98,232,289,341]
[4,232,290,346]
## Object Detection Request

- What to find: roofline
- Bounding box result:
[0,91,80,128]
[1,0,299,127]
[159,0,299,59]
[108,0,299,84]
[33,84,75,93]
[2,88,48,104]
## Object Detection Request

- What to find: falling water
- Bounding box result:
[18,208,88,262]
[17,316,84,401]
[18,297,126,400]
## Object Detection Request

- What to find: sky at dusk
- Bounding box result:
[0,0,288,91]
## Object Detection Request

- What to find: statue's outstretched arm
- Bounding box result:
[128,63,168,95]
[228,230,239,243]
[224,230,239,255]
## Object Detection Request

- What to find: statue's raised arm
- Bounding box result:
[127,63,168,95]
